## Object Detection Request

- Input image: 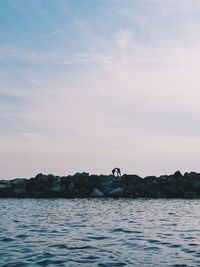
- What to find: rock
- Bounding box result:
[122,174,143,185]
[185,172,200,181]
[27,174,49,193]
[98,175,114,195]
[67,180,75,191]
[121,175,144,197]
[35,173,45,179]
[12,178,26,189]
[49,175,61,193]
[65,173,96,197]
[0,180,12,189]
[163,185,184,198]
[2,171,200,198]
[34,174,49,184]
[166,176,176,184]
[183,172,200,192]
[60,176,71,191]
[11,179,27,196]
[74,172,95,192]
[144,176,157,183]
[192,179,200,190]
[108,187,124,197]
[148,184,163,198]
[91,188,104,198]
[74,172,89,177]
[13,188,26,196]
[173,170,183,180]
[0,180,12,196]
[51,185,61,193]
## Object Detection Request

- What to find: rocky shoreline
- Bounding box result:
[1,171,200,198]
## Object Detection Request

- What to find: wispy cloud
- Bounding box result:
[0,94,28,106]
[2,0,200,177]
[30,29,63,41]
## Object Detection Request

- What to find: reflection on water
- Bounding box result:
[0,198,200,266]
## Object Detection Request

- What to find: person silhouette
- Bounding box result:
[116,168,121,177]
[112,168,121,177]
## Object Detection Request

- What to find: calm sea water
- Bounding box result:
[0,198,200,267]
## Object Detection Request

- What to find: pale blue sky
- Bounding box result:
[1,0,200,178]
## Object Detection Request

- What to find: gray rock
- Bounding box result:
[192,179,200,190]
[0,180,12,196]
[50,176,61,193]
[98,176,114,194]
[185,172,200,181]
[145,176,157,183]
[0,180,12,189]
[13,188,26,195]
[35,175,49,184]
[123,174,142,185]
[166,176,176,183]
[51,185,60,193]
[173,170,182,179]
[91,188,104,198]
[73,172,96,195]
[108,187,124,197]
[67,180,75,191]
[12,179,26,189]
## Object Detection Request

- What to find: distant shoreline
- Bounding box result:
[0,171,200,198]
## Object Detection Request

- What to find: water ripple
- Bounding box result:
[0,198,200,266]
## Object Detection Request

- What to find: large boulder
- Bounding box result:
[34,173,49,184]
[192,179,200,190]
[162,184,184,198]
[49,175,61,193]
[173,170,183,180]
[91,188,104,198]
[122,174,143,186]
[12,179,27,196]
[144,176,157,183]
[148,184,163,198]
[12,178,26,188]
[0,180,12,189]
[158,175,176,185]
[108,187,124,197]
[60,176,71,192]
[184,172,200,193]
[0,180,12,196]
[65,173,97,197]
[13,188,27,196]
[74,173,94,192]
[98,175,114,195]
[27,174,50,194]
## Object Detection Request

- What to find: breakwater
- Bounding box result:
[1,171,200,198]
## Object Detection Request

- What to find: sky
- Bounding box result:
[1,0,200,178]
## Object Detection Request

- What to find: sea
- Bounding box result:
[0,198,199,267]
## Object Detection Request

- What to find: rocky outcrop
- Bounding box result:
[1,171,200,198]
[12,179,26,196]
[0,180,12,196]
[91,188,104,198]
[108,187,124,197]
